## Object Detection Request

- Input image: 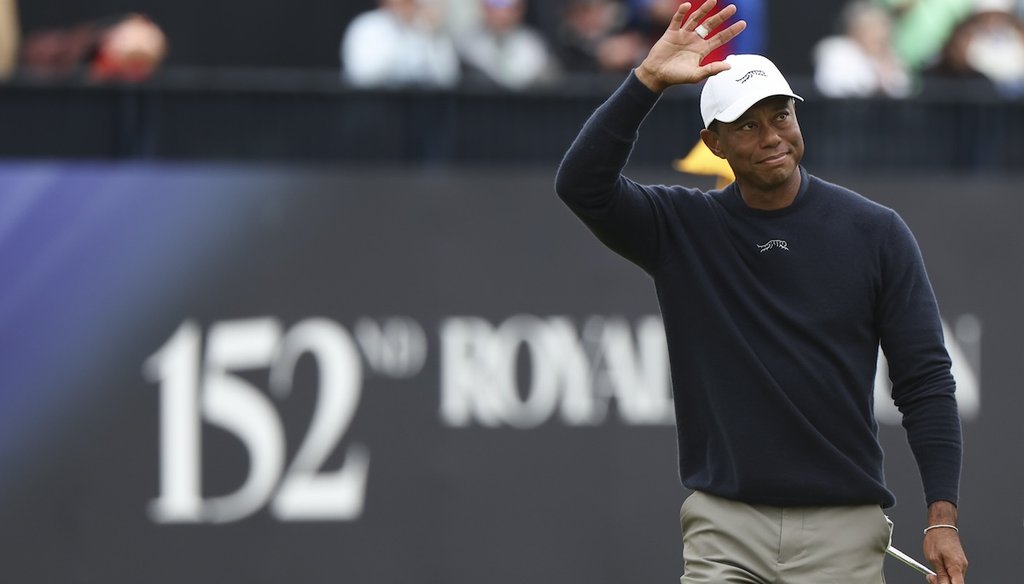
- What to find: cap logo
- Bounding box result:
[737,70,767,84]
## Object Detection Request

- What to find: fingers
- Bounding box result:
[928,570,966,584]
[683,1,737,35]
[669,3,692,31]
[706,19,746,51]
[925,539,968,584]
[927,561,966,584]
[699,2,738,35]
[693,60,731,82]
[947,558,968,584]
[683,0,717,34]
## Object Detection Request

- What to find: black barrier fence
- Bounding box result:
[0,163,1019,584]
[1,70,1022,170]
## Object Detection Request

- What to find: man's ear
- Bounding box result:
[700,128,726,159]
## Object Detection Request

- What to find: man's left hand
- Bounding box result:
[924,501,968,584]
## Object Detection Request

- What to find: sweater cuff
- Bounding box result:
[625,69,664,105]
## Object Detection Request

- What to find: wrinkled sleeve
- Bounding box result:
[554,72,670,273]
[877,211,962,506]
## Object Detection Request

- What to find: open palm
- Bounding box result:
[636,1,748,92]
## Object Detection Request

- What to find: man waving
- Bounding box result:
[555,2,968,582]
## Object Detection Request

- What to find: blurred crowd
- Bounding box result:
[813,0,1024,97]
[2,0,1024,97]
[339,0,768,90]
[0,1,166,83]
[339,0,1024,97]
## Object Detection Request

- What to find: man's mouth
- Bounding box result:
[758,152,789,164]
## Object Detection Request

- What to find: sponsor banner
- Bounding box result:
[0,164,1018,583]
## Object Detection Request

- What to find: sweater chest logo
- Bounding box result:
[757,239,789,253]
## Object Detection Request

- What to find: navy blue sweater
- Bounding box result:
[555,73,961,508]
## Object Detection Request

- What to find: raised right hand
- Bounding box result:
[634,1,747,93]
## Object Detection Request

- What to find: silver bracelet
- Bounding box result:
[923,524,959,534]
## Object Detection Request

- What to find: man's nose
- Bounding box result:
[759,125,782,147]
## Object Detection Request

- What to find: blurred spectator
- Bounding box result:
[875,0,974,72]
[0,0,18,78]
[622,0,680,43]
[19,13,167,82]
[924,0,1024,96]
[627,0,766,61]
[813,1,912,97]
[341,0,461,89]
[443,0,483,38]
[454,0,559,89]
[554,0,648,73]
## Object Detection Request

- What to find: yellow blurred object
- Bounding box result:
[0,0,19,78]
[673,140,735,189]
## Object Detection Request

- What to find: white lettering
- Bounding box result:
[440,315,673,428]
[874,316,981,424]
[145,317,368,524]
[586,316,674,425]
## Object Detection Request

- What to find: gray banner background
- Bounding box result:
[0,164,1018,583]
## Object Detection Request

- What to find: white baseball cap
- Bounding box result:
[700,54,803,128]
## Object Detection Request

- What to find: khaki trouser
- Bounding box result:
[680,491,892,584]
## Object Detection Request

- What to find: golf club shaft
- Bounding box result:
[887,545,936,577]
